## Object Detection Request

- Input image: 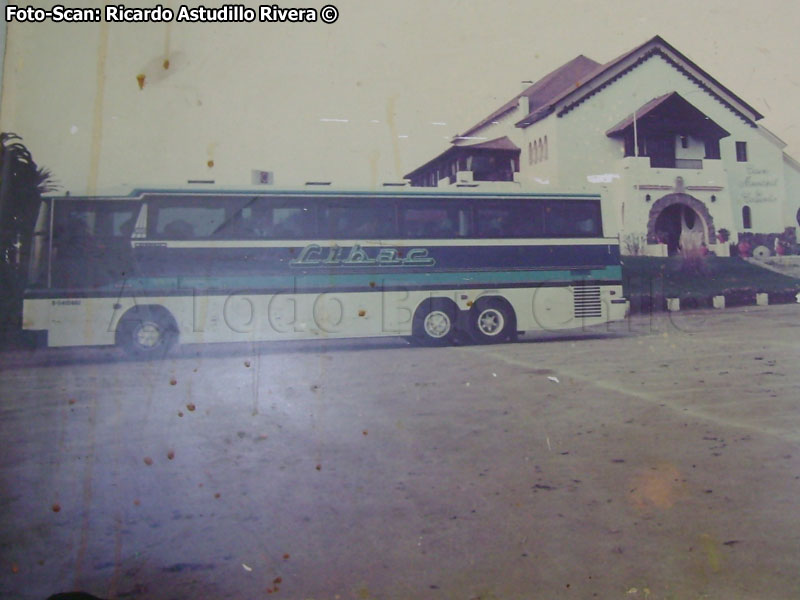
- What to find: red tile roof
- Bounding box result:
[403,136,519,180]
[461,35,763,137]
[605,92,675,135]
[460,55,601,137]
[605,92,730,139]
[460,136,520,151]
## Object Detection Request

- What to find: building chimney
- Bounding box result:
[518,80,533,115]
[518,95,530,116]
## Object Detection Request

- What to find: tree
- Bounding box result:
[0,133,56,269]
[0,133,55,340]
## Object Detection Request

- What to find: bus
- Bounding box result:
[22,187,629,356]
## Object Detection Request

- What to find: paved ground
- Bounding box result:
[1,304,799,600]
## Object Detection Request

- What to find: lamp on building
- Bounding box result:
[645,194,651,202]
[711,194,716,203]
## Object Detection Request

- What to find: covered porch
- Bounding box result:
[404,136,521,187]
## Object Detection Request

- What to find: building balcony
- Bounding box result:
[436,170,521,187]
[617,156,728,193]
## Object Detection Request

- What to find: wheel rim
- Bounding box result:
[135,321,162,349]
[477,308,504,336]
[423,310,451,339]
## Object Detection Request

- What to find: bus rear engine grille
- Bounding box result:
[573,285,602,318]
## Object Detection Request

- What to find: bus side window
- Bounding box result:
[55,212,93,257]
[510,202,544,237]
[475,202,544,238]
[163,219,195,239]
[544,200,601,237]
[213,202,259,239]
[320,202,396,240]
[457,209,470,237]
[51,201,138,287]
[152,203,226,239]
[118,214,136,237]
[272,207,314,239]
[476,207,511,238]
[574,202,602,236]
[544,202,570,236]
[27,200,51,286]
[401,205,454,239]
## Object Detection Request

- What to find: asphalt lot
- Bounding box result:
[1,304,800,599]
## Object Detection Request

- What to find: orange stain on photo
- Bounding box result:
[628,463,688,511]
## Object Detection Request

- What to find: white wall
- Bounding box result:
[723,130,787,234]
[550,53,790,240]
[782,155,800,231]
[675,134,705,160]
[518,120,559,188]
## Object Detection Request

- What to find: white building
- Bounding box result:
[405,36,800,256]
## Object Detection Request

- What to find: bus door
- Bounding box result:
[49,199,140,289]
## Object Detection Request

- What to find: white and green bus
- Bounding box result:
[22,187,628,356]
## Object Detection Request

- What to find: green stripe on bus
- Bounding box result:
[111,266,622,291]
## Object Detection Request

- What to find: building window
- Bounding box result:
[736,141,748,162]
[680,135,689,149]
[544,136,548,160]
[528,142,533,166]
[645,134,676,168]
[705,139,721,159]
[470,154,514,182]
[623,133,635,157]
[742,205,752,229]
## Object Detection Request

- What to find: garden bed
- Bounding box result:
[622,256,800,314]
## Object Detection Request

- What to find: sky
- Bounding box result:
[1,0,799,193]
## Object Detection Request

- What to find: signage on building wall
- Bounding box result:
[741,166,779,203]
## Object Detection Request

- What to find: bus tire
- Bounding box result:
[468,298,515,344]
[412,298,458,346]
[116,306,178,359]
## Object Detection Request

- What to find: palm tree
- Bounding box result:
[0,133,56,339]
[0,132,56,268]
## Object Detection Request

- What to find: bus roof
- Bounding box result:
[44,185,602,201]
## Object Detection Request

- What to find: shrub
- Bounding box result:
[623,233,647,256]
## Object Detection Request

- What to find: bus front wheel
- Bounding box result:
[412,299,457,346]
[116,306,178,358]
[468,298,515,344]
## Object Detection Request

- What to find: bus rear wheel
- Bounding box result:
[412,299,457,346]
[468,298,515,344]
[116,306,178,358]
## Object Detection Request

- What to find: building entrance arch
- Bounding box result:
[647,193,715,255]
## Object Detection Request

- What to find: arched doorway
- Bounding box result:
[647,193,715,255]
